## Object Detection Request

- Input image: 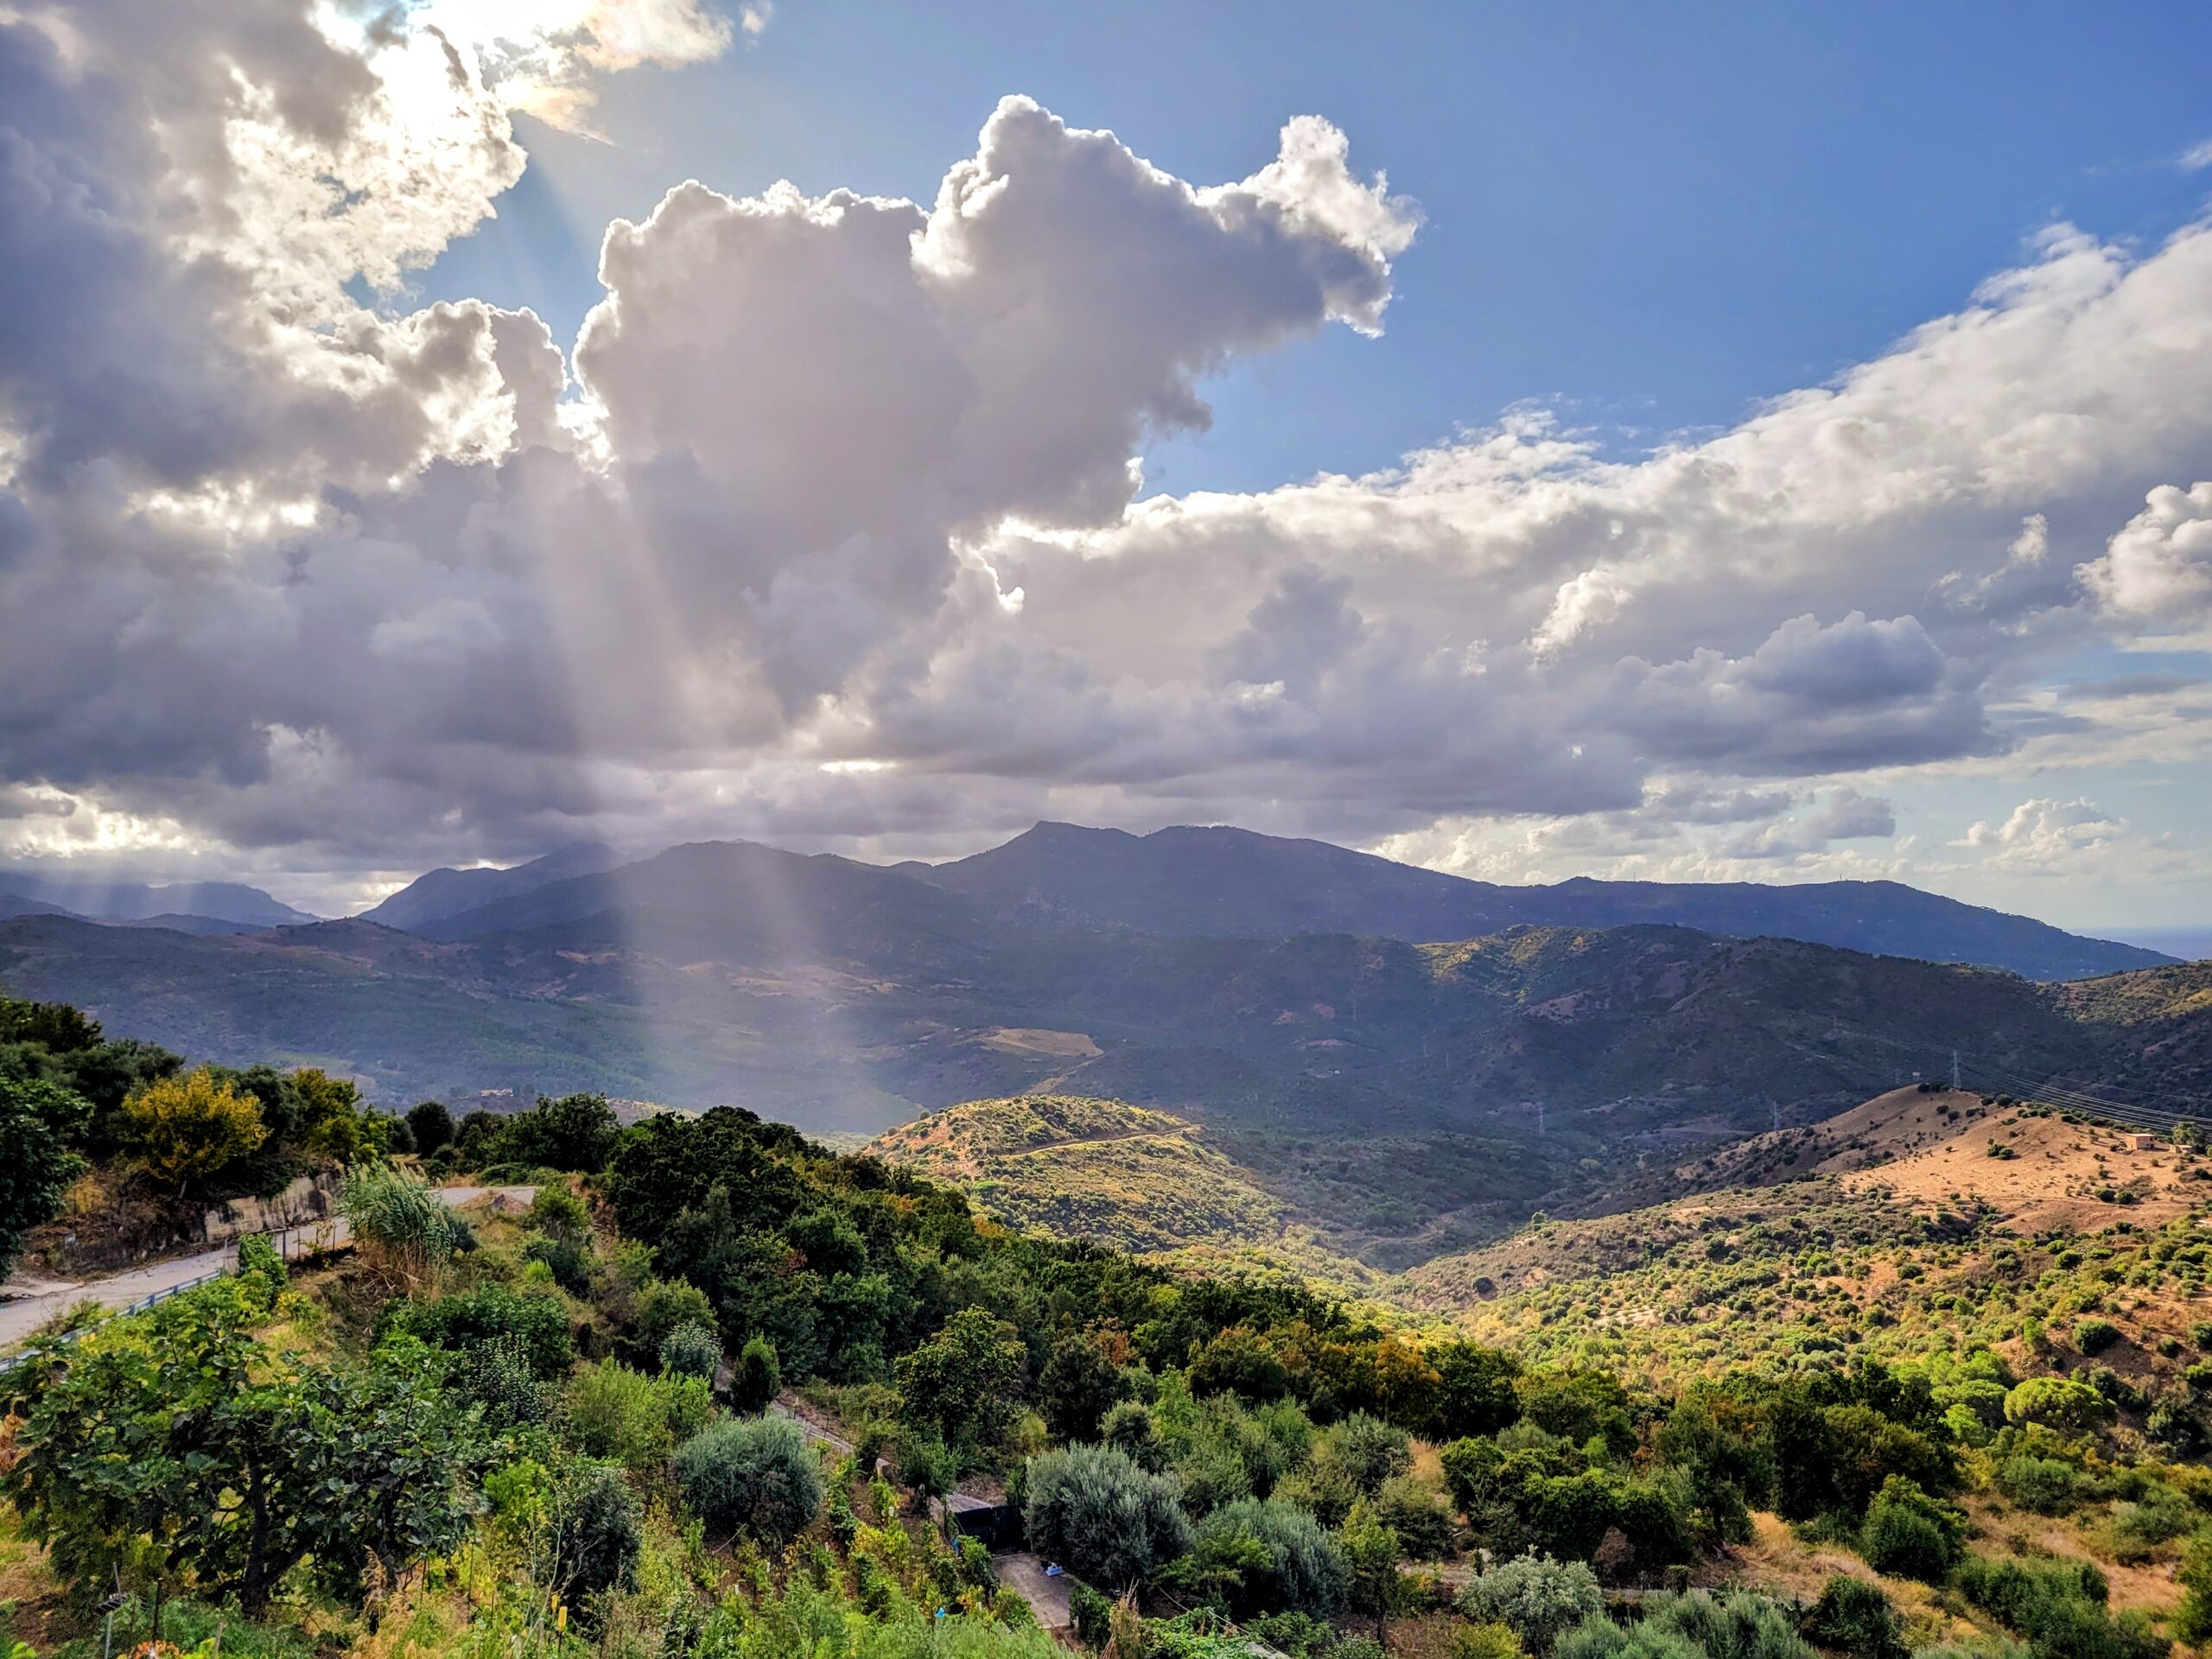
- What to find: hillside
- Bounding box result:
[3,909,2207,1152]
[1395,1084,2212,1382]
[863,1095,1288,1255]
[914,821,2170,980]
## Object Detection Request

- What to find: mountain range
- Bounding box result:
[0,827,2204,1145]
[0,873,315,931]
[360,820,2166,979]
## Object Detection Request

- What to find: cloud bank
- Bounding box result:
[0,1,2208,913]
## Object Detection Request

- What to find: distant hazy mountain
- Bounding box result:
[3,893,2204,1143]
[357,842,622,931]
[0,892,77,922]
[410,840,977,957]
[913,822,2167,982]
[0,873,313,928]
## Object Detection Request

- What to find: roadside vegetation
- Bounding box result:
[7,1003,2212,1659]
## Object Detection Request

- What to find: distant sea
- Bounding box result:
[2115,927,2212,964]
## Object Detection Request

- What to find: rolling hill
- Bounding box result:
[1392,1084,2212,1382]
[862,1095,1288,1255]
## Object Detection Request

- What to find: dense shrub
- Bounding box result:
[1317,1413,1412,1498]
[2073,1319,2122,1356]
[1192,1497,1350,1618]
[1023,1444,1193,1592]
[1994,1455,2082,1516]
[1801,1577,1907,1659]
[622,1277,719,1369]
[1857,1477,1962,1582]
[564,1360,712,1476]
[235,1230,287,1299]
[1456,1551,1604,1656]
[1068,1581,1113,1650]
[546,1462,641,1618]
[2175,1535,2212,1647]
[1637,1590,1817,1659]
[733,1335,781,1413]
[1956,1555,2168,1659]
[1376,1472,1454,1560]
[659,1319,722,1380]
[446,1332,550,1428]
[389,1281,575,1379]
[673,1416,824,1543]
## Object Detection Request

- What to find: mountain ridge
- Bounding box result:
[364,819,2168,982]
[912,820,2169,981]
[0,872,313,928]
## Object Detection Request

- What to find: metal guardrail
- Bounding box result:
[0,1218,354,1376]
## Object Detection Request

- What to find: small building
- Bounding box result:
[932,1490,1023,1552]
[2121,1132,2159,1151]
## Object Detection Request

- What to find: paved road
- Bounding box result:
[0,1185,535,1350]
[991,1554,1071,1630]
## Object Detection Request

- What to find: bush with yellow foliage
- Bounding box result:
[118,1066,267,1194]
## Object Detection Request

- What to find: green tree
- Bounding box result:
[733,1335,781,1413]
[1192,1497,1350,1618]
[405,1099,455,1154]
[0,997,101,1053]
[896,1306,1026,1448]
[0,1077,89,1279]
[1433,1342,1525,1439]
[1456,1551,1605,1656]
[293,1067,373,1163]
[1656,1389,1772,1547]
[0,1282,486,1614]
[1024,1444,1192,1593]
[659,1320,721,1381]
[1515,1370,1635,1459]
[2003,1376,2115,1435]
[118,1068,266,1194]
[673,1416,824,1543]
[496,1093,621,1173]
[1038,1331,1127,1443]
[1338,1497,1406,1642]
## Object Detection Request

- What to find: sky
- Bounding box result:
[3,1,2212,938]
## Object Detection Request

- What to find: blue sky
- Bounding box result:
[422,2,2212,498]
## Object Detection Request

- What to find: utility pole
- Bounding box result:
[1953,1048,1962,1090]
[1773,1102,1782,1133]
